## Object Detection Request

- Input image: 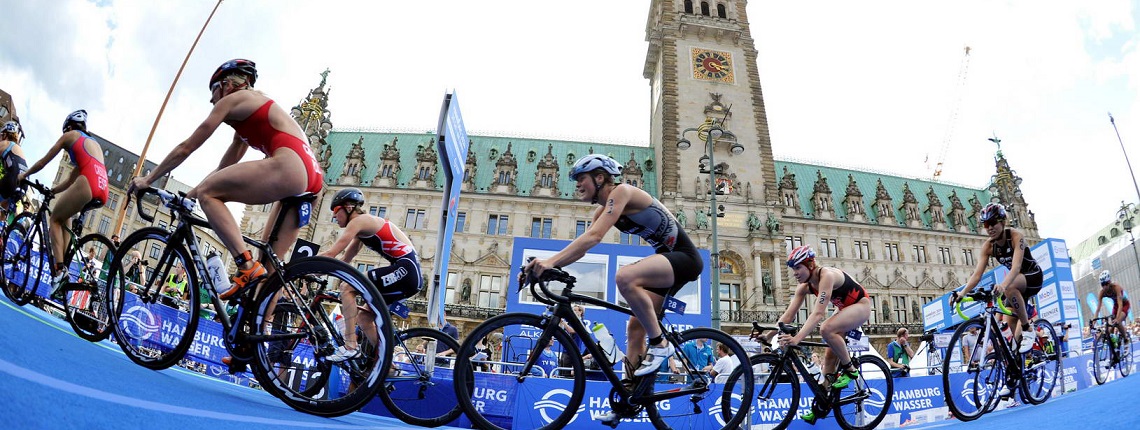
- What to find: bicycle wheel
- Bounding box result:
[65,233,116,342]
[942,317,997,421]
[1092,331,1111,385]
[1020,319,1060,405]
[724,353,798,430]
[832,354,893,430]
[1,213,38,305]
[380,327,464,427]
[453,312,585,430]
[105,227,200,370]
[1120,333,1133,377]
[248,256,394,417]
[647,327,753,430]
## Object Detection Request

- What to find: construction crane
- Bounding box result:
[928,46,971,181]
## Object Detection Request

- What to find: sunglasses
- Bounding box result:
[331,205,343,215]
[982,219,1002,228]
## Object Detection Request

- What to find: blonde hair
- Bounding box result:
[221,74,267,96]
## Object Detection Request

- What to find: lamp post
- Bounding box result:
[679,123,744,330]
[1117,201,1140,278]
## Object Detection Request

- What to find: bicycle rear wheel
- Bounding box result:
[646,327,753,430]
[1,213,38,305]
[941,317,998,421]
[248,256,393,417]
[1120,334,1133,377]
[380,327,464,427]
[452,313,585,430]
[1020,319,1060,404]
[1093,331,1111,385]
[105,227,200,370]
[832,355,893,430]
[65,233,116,342]
[723,353,799,430]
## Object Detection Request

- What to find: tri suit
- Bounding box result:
[807,268,868,310]
[229,100,324,194]
[991,228,1043,297]
[65,132,108,205]
[357,218,422,304]
[612,199,702,297]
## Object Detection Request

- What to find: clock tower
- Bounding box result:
[645,0,777,205]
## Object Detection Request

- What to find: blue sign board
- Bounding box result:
[429,91,470,328]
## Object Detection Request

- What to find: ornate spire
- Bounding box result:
[291,69,334,164]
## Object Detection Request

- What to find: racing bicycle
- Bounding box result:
[723,321,894,430]
[452,264,754,430]
[1089,316,1133,385]
[1,179,116,341]
[104,187,391,417]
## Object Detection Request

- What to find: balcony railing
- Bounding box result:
[404,299,502,320]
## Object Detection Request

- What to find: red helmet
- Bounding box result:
[979,203,1007,225]
[209,59,258,89]
[786,245,816,268]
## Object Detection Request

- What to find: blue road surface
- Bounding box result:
[0,299,461,430]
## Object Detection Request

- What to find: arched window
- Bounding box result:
[1111,228,1121,238]
[700,1,710,16]
[684,0,693,13]
[1098,236,1107,245]
[717,3,727,18]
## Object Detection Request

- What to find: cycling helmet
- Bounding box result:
[568,154,623,181]
[979,203,1007,225]
[331,187,365,209]
[1099,270,1112,285]
[2,121,18,136]
[62,109,87,133]
[786,245,816,268]
[209,58,258,89]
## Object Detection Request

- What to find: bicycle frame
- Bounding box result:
[21,179,96,287]
[752,323,867,409]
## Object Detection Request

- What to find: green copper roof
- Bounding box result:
[774,160,990,231]
[322,130,657,198]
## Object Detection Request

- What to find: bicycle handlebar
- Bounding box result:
[20,178,50,196]
[952,286,1011,320]
[518,257,576,305]
[132,187,197,223]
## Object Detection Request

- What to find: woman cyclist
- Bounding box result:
[129,59,324,300]
[1091,270,1131,350]
[523,154,703,382]
[0,119,28,216]
[20,110,108,295]
[762,245,871,424]
[320,187,421,361]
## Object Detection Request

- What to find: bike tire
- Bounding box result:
[1020,319,1060,405]
[832,354,893,430]
[723,352,798,430]
[248,256,393,417]
[105,227,200,370]
[1,213,37,305]
[941,317,996,421]
[1121,334,1133,378]
[65,233,116,342]
[646,327,754,430]
[1092,330,1110,386]
[379,327,464,427]
[452,312,585,430]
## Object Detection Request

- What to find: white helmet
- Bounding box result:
[1099,270,1111,285]
[62,109,87,132]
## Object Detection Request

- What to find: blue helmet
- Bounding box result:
[210,58,258,89]
[569,154,622,181]
[979,203,1007,225]
[787,245,816,268]
[331,187,365,208]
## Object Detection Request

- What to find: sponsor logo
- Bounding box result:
[120,305,160,340]
[536,388,585,425]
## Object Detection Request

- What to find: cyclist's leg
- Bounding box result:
[820,299,870,385]
[49,177,92,274]
[614,254,671,369]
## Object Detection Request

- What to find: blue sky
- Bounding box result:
[3,0,1139,248]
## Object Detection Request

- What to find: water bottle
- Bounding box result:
[592,322,625,365]
[205,251,230,294]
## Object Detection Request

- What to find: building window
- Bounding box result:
[455,212,466,233]
[149,243,161,259]
[575,220,591,237]
[108,193,120,211]
[478,275,503,308]
[717,2,727,18]
[921,296,935,306]
[962,249,975,266]
[405,208,427,229]
[894,295,909,323]
[868,295,878,324]
[797,300,810,322]
[854,240,870,260]
[487,214,510,235]
[98,215,111,235]
[530,217,552,239]
[912,245,927,263]
[700,1,711,16]
[620,232,642,246]
[158,220,168,230]
[444,272,459,304]
[939,246,953,265]
[820,238,838,258]
[369,206,388,219]
[356,263,375,273]
[496,171,510,185]
[720,283,741,312]
[784,236,803,254]
[884,243,900,261]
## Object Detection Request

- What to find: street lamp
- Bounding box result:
[678,123,741,330]
[1117,201,1140,277]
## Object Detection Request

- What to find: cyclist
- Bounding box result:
[762,245,870,424]
[129,59,324,301]
[1092,270,1131,355]
[1,119,28,215]
[523,154,702,379]
[319,187,422,361]
[20,110,108,297]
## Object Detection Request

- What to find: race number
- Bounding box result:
[290,238,320,263]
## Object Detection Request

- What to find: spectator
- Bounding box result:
[472,336,494,372]
[536,343,559,377]
[710,342,740,383]
[559,304,598,375]
[110,234,121,248]
[886,328,914,378]
[962,326,980,364]
[435,322,459,366]
[682,338,714,371]
[123,249,144,286]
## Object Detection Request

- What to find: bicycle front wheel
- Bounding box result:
[1,213,38,305]
[832,354,893,430]
[723,353,799,430]
[105,227,200,370]
[941,317,998,421]
[65,233,116,342]
[647,327,753,430]
[1020,319,1060,405]
[248,256,394,417]
[452,312,585,430]
[380,327,464,427]
[1093,331,1111,385]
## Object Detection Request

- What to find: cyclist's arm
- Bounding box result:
[959,240,993,298]
[999,229,1028,290]
[52,165,82,194]
[217,133,248,171]
[542,186,632,268]
[1093,288,1105,319]
[20,135,67,182]
[769,284,808,341]
[320,215,372,260]
[141,95,237,185]
[792,270,835,344]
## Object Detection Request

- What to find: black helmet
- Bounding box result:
[979,203,1007,225]
[331,188,365,209]
[209,59,258,89]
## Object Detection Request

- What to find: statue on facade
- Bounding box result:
[696,207,709,230]
[747,211,762,232]
[765,212,780,234]
[674,209,687,228]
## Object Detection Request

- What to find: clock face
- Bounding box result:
[692,48,734,83]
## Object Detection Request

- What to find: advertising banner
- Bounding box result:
[429,91,470,329]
